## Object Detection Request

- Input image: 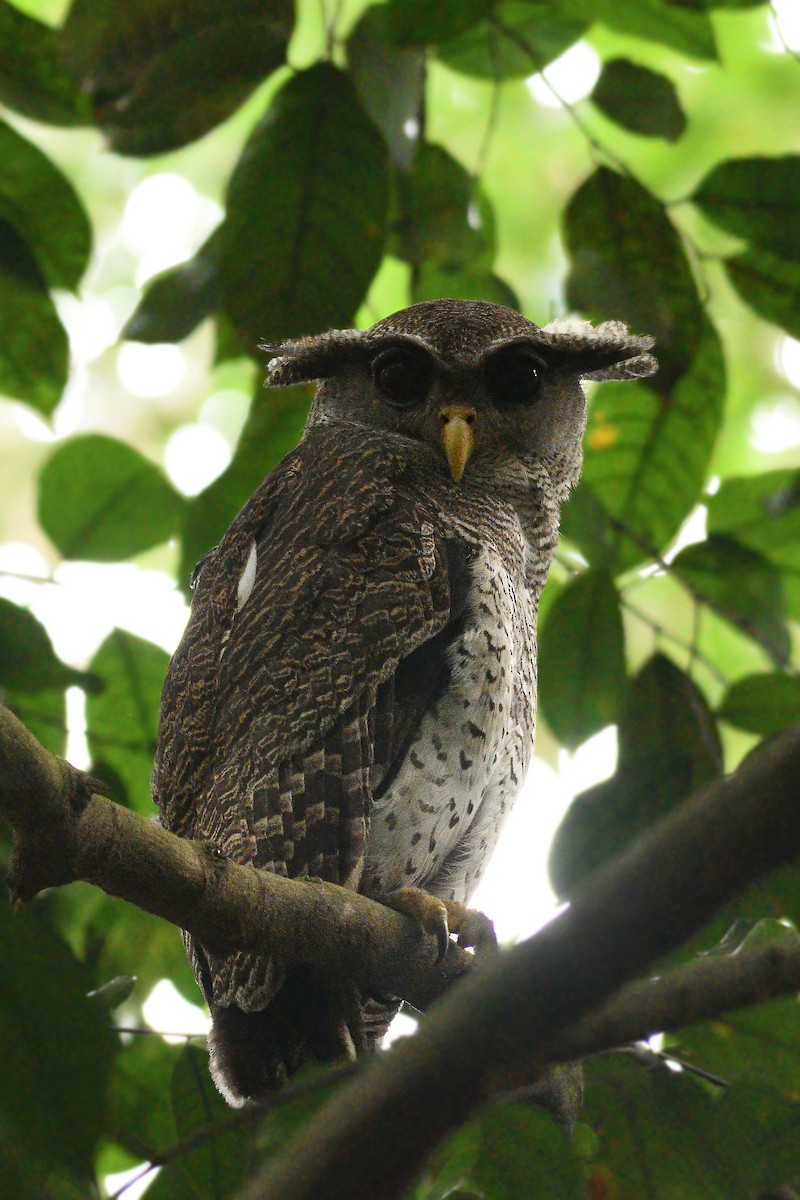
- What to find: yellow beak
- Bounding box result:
[440,406,477,483]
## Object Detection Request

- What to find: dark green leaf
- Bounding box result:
[666,0,763,8]
[124,228,220,343]
[60,0,292,155]
[582,1049,800,1200]
[550,653,722,896]
[561,321,725,571]
[383,0,494,45]
[219,63,388,348]
[568,0,718,60]
[392,143,494,272]
[171,1044,253,1198]
[0,218,68,414]
[413,264,519,308]
[0,904,115,1194]
[179,383,310,589]
[347,6,424,169]
[421,1104,582,1199]
[2,684,67,757]
[565,167,704,389]
[718,673,800,737]
[439,2,588,80]
[86,630,169,814]
[0,119,91,291]
[707,470,800,572]
[0,1,90,125]
[725,248,800,339]
[108,1036,181,1160]
[538,569,626,747]
[0,597,81,693]
[38,434,186,562]
[592,59,686,141]
[672,534,790,667]
[693,156,800,259]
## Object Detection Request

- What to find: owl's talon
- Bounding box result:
[382,888,452,963]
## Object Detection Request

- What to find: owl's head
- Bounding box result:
[264,300,656,492]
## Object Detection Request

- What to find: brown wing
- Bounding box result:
[154,421,463,1025]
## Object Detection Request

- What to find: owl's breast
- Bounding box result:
[362,543,537,905]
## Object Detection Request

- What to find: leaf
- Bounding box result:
[591,59,686,141]
[561,320,725,571]
[0,597,82,693]
[0,119,91,291]
[60,0,292,155]
[108,1036,181,1159]
[565,167,704,390]
[718,673,800,738]
[179,383,311,590]
[171,1044,252,1198]
[421,1104,582,1199]
[412,264,520,308]
[383,0,495,45]
[439,2,588,80]
[347,6,424,170]
[86,630,169,814]
[538,569,626,747]
[124,228,220,344]
[1,684,67,757]
[568,0,718,60]
[549,653,722,896]
[0,0,90,125]
[693,156,800,259]
[672,534,790,667]
[219,63,388,348]
[706,470,800,572]
[0,218,68,415]
[38,434,186,562]
[392,143,494,272]
[724,248,800,340]
[0,904,115,1195]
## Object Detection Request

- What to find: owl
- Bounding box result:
[153,299,656,1104]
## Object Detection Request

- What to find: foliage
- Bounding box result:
[0,0,798,1197]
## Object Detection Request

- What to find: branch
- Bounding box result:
[239,727,800,1200]
[0,703,469,1010]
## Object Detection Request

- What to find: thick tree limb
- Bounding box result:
[237,728,800,1200]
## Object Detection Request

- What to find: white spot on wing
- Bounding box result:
[236,540,258,611]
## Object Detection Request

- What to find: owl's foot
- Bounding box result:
[383,888,497,963]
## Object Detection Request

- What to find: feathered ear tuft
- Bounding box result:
[541,317,658,382]
[261,329,367,387]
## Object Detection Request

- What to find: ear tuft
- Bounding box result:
[542,317,658,382]
[261,329,366,387]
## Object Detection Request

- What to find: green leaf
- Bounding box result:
[693,156,800,259]
[2,684,67,757]
[179,383,310,590]
[86,630,169,814]
[538,569,626,747]
[392,143,494,272]
[383,0,494,45]
[561,321,725,570]
[718,673,800,737]
[0,120,91,291]
[108,1036,181,1159]
[347,6,424,170]
[549,653,722,896]
[38,434,186,562]
[124,229,220,344]
[439,2,588,80]
[0,904,115,1195]
[565,167,704,390]
[672,534,790,667]
[569,0,718,60]
[0,218,68,415]
[0,597,80,693]
[0,1,90,125]
[412,264,519,308]
[591,59,686,141]
[171,1044,252,1198]
[724,248,800,339]
[707,470,800,571]
[219,63,388,348]
[60,0,292,155]
[421,1104,582,1199]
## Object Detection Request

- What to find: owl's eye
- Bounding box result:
[484,345,545,406]
[373,348,434,408]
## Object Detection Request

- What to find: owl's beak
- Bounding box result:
[440,405,476,483]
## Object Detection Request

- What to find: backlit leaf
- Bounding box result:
[725,248,800,339]
[591,59,686,141]
[0,219,67,414]
[124,229,220,344]
[718,673,800,738]
[0,1,90,125]
[693,157,800,258]
[439,2,587,80]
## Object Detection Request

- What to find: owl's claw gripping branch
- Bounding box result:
[382,888,497,964]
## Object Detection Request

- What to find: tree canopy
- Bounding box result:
[1,1,799,1198]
